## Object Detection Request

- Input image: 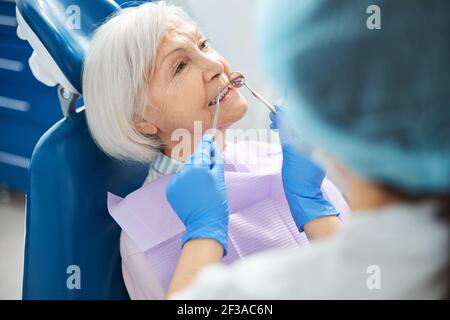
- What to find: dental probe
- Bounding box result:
[212,87,221,131]
[228,71,276,113]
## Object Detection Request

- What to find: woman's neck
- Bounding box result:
[161,130,226,163]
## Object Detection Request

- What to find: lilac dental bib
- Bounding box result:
[107,142,351,293]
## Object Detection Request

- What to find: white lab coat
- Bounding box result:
[172,201,448,299]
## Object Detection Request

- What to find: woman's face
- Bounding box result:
[139,18,248,153]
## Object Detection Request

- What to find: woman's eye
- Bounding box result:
[174,62,186,75]
[199,39,209,51]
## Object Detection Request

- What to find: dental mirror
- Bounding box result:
[228,72,276,113]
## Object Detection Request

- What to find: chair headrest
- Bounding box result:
[16,0,120,95]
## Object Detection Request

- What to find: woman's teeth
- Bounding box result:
[209,86,231,106]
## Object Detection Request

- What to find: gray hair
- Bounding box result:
[83,1,192,162]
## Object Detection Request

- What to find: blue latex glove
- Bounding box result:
[270,105,340,232]
[166,134,230,255]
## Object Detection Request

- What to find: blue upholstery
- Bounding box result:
[23,110,148,299]
[19,0,149,299]
[16,0,120,94]
[0,0,63,192]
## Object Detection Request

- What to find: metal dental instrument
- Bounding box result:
[228,71,276,113]
[209,88,221,159]
[212,87,221,131]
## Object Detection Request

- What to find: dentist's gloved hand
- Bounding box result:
[270,105,340,232]
[166,134,230,256]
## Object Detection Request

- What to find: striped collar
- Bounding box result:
[151,151,183,175]
[144,151,183,184]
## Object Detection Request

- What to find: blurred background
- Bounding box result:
[0,0,276,299]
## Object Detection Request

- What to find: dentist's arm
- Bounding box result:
[165,135,229,298]
[270,106,342,240]
[167,239,223,298]
[303,215,342,240]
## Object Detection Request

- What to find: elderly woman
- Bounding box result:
[83,1,347,299]
[84,2,247,165]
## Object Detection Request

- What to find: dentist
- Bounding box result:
[165,0,450,299]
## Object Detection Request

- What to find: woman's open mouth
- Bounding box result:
[208,86,236,106]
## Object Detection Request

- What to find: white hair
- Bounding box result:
[83,1,192,162]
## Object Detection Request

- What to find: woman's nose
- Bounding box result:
[202,56,225,83]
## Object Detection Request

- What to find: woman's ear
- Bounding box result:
[134,118,159,135]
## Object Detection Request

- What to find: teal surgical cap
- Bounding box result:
[259,0,450,194]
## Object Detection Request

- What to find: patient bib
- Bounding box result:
[107,142,351,293]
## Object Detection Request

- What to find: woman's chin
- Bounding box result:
[219,101,248,129]
[234,99,249,120]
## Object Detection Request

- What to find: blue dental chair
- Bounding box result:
[16,0,149,299]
